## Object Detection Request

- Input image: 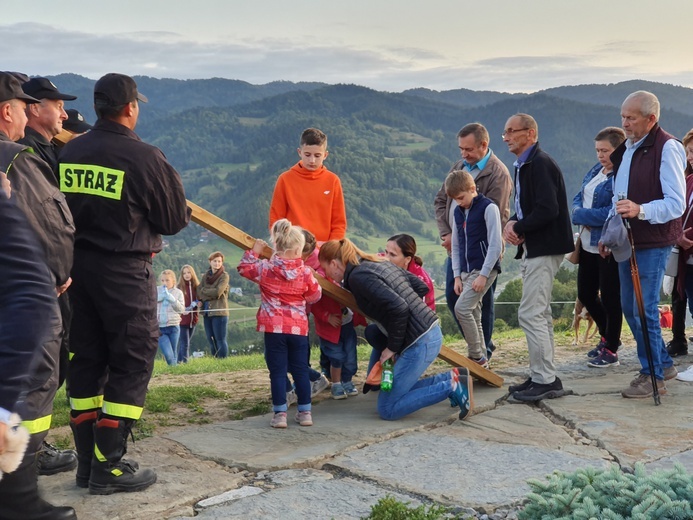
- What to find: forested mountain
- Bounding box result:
[49,73,693,248]
[542,80,693,116]
[402,87,525,107]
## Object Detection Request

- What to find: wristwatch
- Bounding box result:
[637,205,646,220]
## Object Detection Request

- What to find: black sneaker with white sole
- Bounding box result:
[513,377,565,402]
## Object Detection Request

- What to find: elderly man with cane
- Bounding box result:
[600,90,686,401]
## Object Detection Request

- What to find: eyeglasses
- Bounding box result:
[502,128,529,138]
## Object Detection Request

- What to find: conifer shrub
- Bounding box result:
[518,462,693,520]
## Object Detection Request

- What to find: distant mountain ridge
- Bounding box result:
[47,74,693,243]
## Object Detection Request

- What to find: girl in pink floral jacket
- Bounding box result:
[237,219,322,429]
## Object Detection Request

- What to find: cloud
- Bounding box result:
[1,23,691,94]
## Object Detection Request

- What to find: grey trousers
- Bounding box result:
[518,254,563,385]
[454,269,498,359]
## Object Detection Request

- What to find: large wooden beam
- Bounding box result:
[186,200,503,387]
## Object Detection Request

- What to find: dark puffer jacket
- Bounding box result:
[343,260,438,354]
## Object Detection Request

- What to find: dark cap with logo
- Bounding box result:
[64,109,93,134]
[22,77,77,101]
[0,72,41,104]
[94,73,148,108]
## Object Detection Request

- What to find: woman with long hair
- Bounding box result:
[318,238,472,421]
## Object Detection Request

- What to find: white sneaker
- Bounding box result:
[286,389,297,406]
[675,366,693,382]
[311,374,330,397]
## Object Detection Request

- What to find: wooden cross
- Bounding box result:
[187,200,503,387]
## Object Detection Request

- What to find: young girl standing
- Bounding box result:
[177,264,200,363]
[157,269,186,366]
[238,219,322,428]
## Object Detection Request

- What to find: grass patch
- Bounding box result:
[151,354,267,377]
[228,398,271,420]
[144,385,227,414]
[365,495,464,519]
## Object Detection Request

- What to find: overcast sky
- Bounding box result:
[3,0,693,93]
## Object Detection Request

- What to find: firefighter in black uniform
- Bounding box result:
[17,75,81,478]
[0,72,77,520]
[59,73,190,495]
[0,176,77,520]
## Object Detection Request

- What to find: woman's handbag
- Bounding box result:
[565,229,583,265]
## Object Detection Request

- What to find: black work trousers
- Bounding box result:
[68,250,158,422]
[577,248,623,351]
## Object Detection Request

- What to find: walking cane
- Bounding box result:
[620,196,660,405]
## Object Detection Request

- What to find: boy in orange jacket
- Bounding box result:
[269,128,347,244]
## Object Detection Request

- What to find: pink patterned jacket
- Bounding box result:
[238,250,322,335]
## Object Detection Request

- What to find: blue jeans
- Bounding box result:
[177,324,195,363]
[265,333,311,413]
[445,257,496,354]
[377,325,451,421]
[319,323,358,382]
[618,246,674,380]
[203,315,228,358]
[159,325,180,366]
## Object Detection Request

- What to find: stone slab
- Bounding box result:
[166,379,507,471]
[330,421,609,511]
[173,469,421,520]
[38,437,245,520]
[542,377,693,467]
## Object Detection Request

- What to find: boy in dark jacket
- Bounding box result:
[446,170,502,368]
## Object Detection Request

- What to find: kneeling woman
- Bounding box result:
[319,238,472,421]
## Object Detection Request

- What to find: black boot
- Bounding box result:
[69,411,97,488]
[88,418,156,495]
[36,441,77,476]
[0,453,76,520]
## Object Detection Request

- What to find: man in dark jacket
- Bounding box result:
[434,123,512,361]
[18,76,83,476]
[18,77,76,173]
[0,71,79,491]
[0,172,76,519]
[502,113,573,402]
[59,73,190,495]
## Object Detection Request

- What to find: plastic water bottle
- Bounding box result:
[381,359,394,392]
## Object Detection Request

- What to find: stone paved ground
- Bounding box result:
[40,349,693,519]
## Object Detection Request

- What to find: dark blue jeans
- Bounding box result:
[319,323,358,383]
[377,325,450,420]
[177,324,195,363]
[203,315,228,359]
[445,256,495,355]
[265,332,311,413]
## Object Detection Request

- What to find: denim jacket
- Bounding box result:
[571,163,614,247]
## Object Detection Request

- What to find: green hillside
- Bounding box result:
[47,74,693,336]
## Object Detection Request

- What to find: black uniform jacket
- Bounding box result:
[0,194,55,413]
[18,126,59,174]
[58,119,190,255]
[0,133,75,285]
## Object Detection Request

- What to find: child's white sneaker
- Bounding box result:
[295,411,313,426]
[270,412,287,429]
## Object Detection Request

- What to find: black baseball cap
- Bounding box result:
[94,73,148,108]
[0,72,41,104]
[63,109,93,134]
[22,77,77,101]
